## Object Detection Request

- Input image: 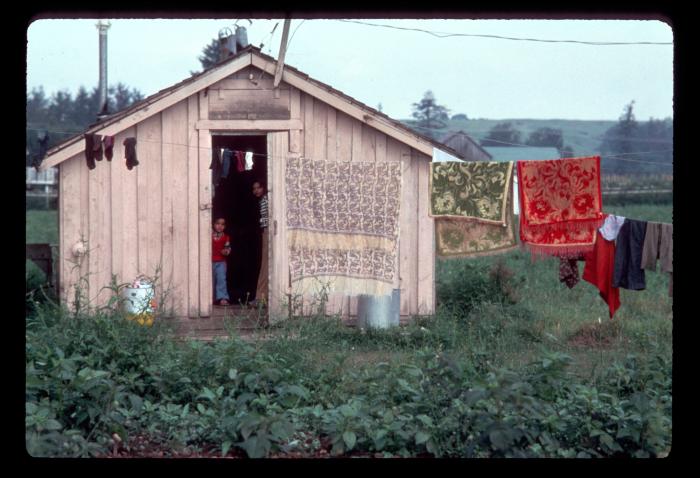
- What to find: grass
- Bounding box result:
[26,204,672,373]
[26,209,58,244]
[255,203,672,383]
[26,209,59,290]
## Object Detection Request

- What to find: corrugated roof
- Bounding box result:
[44,44,464,161]
[482,146,561,162]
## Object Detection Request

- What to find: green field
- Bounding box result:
[26,210,58,244]
[403,118,617,157]
[450,118,616,157]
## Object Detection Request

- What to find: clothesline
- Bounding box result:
[27,124,674,145]
[26,126,674,166]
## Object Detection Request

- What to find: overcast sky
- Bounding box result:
[26,17,674,122]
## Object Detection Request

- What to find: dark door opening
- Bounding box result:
[211,134,267,305]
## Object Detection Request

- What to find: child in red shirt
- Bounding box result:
[212,217,231,305]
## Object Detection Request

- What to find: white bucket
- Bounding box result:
[121,282,155,315]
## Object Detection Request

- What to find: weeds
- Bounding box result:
[25,204,672,458]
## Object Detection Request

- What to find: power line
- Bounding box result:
[402,125,672,165]
[337,19,673,46]
[287,19,306,51]
[27,125,673,168]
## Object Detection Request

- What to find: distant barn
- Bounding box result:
[440,130,492,162]
[40,45,465,322]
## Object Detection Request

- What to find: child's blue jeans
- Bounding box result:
[213,261,230,302]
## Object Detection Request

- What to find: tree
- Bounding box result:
[26,83,145,165]
[599,101,640,174]
[559,144,575,158]
[70,86,95,126]
[46,90,73,124]
[111,83,145,112]
[26,87,49,124]
[480,122,522,147]
[411,91,450,136]
[451,113,468,121]
[526,127,564,150]
[195,38,221,73]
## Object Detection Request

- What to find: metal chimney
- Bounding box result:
[235,25,248,50]
[96,20,111,120]
[218,27,235,62]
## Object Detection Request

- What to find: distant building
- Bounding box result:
[440,130,492,162]
[483,146,561,215]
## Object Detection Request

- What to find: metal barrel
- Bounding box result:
[357,289,400,329]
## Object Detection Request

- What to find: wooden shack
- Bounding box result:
[39,45,464,322]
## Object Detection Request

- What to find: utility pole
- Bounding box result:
[273,17,292,88]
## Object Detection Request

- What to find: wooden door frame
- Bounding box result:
[267,131,290,323]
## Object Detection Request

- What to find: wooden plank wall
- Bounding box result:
[291,89,434,317]
[59,98,202,318]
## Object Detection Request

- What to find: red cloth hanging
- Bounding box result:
[235,151,245,172]
[582,219,621,319]
[518,156,604,258]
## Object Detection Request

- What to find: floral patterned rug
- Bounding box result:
[517,156,603,257]
[435,177,517,258]
[430,161,513,225]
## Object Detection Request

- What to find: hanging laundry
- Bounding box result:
[641,221,673,297]
[103,135,115,161]
[235,150,245,172]
[84,133,97,170]
[559,254,585,289]
[599,214,626,241]
[582,216,621,318]
[286,158,401,297]
[518,156,603,258]
[35,130,50,170]
[430,161,513,225]
[245,151,254,171]
[93,134,104,161]
[123,137,139,170]
[612,219,647,290]
[221,148,233,179]
[435,175,517,258]
[209,148,223,187]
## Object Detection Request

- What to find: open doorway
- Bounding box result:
[211,134,267,307]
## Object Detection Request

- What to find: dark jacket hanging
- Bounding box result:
[612,219,647,290]
[123,137,139,170]
[103,135,115,161]
[84,133,96,170]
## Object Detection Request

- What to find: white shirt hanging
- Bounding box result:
[245,151,254,171]
[599,215,626,241]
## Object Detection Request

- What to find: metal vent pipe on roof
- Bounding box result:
[96,20,111,119]
[235,25,248,49]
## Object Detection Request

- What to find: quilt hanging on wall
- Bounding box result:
[286,158,402,296]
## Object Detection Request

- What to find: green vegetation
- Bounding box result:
[25,204,672,458]
[406,117,617,158]
[26,210,58,244]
